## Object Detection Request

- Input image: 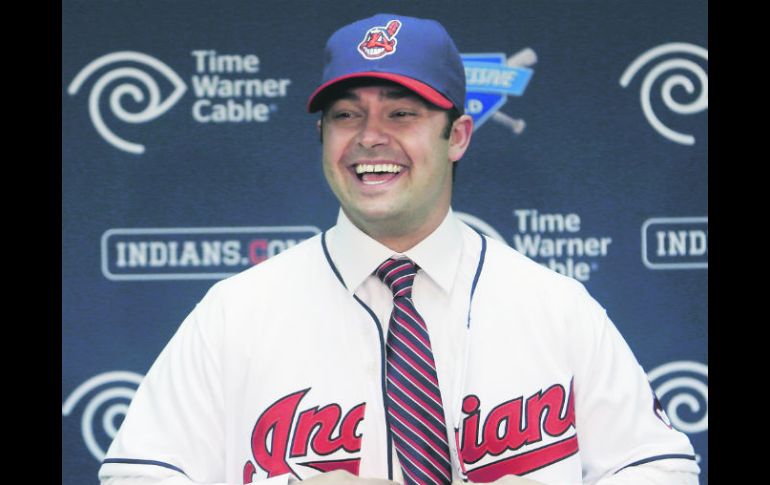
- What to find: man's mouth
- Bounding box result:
[354,163,404,185]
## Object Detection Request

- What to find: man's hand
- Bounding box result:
[297,470,399,484]
[454,475,545,485]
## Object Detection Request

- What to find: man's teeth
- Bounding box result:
[355,164,403,174]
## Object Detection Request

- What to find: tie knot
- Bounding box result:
[375,258,417,299]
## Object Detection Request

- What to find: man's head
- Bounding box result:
[307,14,466,115]
[308,14,473,250]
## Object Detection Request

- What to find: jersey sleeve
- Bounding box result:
[566,283,701,484]
[98,285,290,485]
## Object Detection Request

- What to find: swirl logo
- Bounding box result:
[62,371,145,461]
[67,51,187,154]
[619,43,707,146]
[647,360,708,434]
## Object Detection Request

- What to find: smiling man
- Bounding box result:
[99,14,700,485]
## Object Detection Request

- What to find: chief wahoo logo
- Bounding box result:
[358,20,402,59]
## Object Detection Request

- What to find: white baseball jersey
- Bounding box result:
[99,210,699,485]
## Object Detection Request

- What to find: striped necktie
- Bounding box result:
[375,258,453,485]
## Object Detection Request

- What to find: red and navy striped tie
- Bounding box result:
[375,258,453,485]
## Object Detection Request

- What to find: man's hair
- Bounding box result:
[318,79,464,180]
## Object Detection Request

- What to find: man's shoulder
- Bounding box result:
[463,227,607,330]
[208,232,327,297]
[181,232,348,335]
[474,229,590,298]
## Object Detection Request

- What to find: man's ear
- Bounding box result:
[448,114,474,162]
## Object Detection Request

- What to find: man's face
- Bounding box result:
[320,82,469,245]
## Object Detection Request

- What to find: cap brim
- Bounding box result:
[307,72,454,112]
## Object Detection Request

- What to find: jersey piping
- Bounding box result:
[101,458,187,477]
[615,453,698,474]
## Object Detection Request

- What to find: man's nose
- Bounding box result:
[357,115,389,149]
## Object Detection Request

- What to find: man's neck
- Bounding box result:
[344,208,450,253]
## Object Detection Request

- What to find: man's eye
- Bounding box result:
[333,111,354,119]
[392,111,416,118]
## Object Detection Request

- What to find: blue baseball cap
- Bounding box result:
[307,14,466,113]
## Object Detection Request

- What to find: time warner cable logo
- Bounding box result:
[102,226,320,281]
[642,217,707,269]
[68,50,291,154]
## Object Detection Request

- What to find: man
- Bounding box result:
[99,13,701,485]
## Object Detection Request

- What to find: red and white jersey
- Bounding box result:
[99,212,699,485]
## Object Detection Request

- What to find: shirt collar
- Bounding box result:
[327,208,463,295]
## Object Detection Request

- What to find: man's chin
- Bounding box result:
[345,207,412,233]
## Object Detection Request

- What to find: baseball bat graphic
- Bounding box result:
[491,47,537,135]
[506,48,537,68]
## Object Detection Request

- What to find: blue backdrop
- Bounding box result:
[62,1,708,483]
